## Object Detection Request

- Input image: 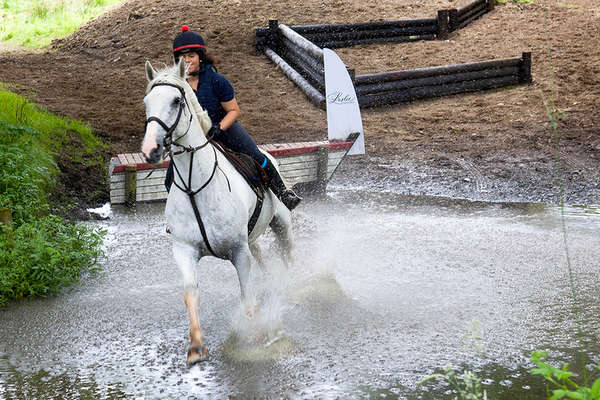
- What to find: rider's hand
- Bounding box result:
[207,124,224,138]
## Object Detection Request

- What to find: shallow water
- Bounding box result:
[1,189,599,399]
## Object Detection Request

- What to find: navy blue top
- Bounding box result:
[194,64,234,124]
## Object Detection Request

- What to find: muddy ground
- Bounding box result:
[0,0,598,206]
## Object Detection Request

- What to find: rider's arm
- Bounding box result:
[219,98,240,131]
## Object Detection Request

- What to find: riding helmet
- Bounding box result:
[173,25,206,58]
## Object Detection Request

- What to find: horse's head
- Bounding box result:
[141,58,190,164]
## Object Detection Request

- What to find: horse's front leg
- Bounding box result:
[173,241,208,366]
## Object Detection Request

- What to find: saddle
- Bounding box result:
[210,140,269,197]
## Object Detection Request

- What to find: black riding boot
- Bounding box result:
[263,158,302,211]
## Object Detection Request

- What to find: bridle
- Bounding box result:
[145,82,193,150]
[145,81,230,257]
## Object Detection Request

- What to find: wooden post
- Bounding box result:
[437,10,449,40]
[316,146,329,196]
[0,207,11,227]
[125,165,137,207]
[268,19,279,51]
[449,9,458,32]
[519,52,532,84]
[488,0,495,11]
[346,67,356,83]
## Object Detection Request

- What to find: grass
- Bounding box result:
[0,88,107,306]
[0,0,124,49]
[0,86,103,153]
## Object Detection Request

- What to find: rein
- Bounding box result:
[147,81,230,257]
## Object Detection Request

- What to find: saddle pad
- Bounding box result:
[211,140,268,197]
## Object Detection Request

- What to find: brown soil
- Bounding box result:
[0,0,598,205]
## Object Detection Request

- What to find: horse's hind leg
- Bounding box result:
[270,208,293,268]
[173,241,208,366]
[250,242,266,271]
[232,243,258,315]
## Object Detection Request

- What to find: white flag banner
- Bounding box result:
[323,48,365,155]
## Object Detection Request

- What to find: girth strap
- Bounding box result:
[247,194,264,235]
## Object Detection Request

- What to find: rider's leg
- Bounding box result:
[262,157,301,211]
[214,122,301,210]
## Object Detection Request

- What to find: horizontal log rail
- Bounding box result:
[256,18,438,37]
[458,7,488,29]
[279,47,325,90]
[280,36,324,72]
[314,35,437,49]
[301,25,439,43]
[358,75,519,107]
[355,57,522,84]
[355,66,519,95]
[264,47,325,108]
[457,0,487,16]
[279,24,324,60]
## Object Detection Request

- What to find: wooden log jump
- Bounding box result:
[255,2,531,110]
[358,75,519,107]
[355,53,531,107]
[355,57,522,84]
[452,0,493,30]
[279,23,323,60]
[256,18,438,37]
[355,66,519,96]
[314,35,437,49]
[109,140,355,205]
[263,47,325,108]
[302,25,439,43]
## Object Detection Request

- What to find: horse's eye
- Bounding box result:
[173,97,182,106]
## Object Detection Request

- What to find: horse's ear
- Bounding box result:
[145,60,157,82]
[177,57,186,79]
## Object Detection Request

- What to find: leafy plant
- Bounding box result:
[0,91,107,307]
[0,122,56,225]
[0,216,105,306]
[531,351,600,400]
[418,366,488,400]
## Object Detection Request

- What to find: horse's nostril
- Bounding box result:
[144,147,161,164]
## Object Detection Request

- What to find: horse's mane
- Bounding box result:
[146,64,213,136]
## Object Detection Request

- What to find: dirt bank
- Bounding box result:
[0,0,598,205]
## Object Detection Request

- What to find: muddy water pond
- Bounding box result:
[1,189,599,399]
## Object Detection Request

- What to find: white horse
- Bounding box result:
[141,58,293,366]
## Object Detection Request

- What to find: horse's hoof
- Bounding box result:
[186,345,209,366]
[246,303,259,319]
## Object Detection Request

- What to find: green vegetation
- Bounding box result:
[531,351,600,400]
[0,88,106,306]
[419,366,488,400]
[0,0,123,49]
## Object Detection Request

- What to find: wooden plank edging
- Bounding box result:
[111,140,354,173]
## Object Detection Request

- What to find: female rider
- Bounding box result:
[165,25,301,211]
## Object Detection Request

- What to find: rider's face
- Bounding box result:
[183,52,200,74]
